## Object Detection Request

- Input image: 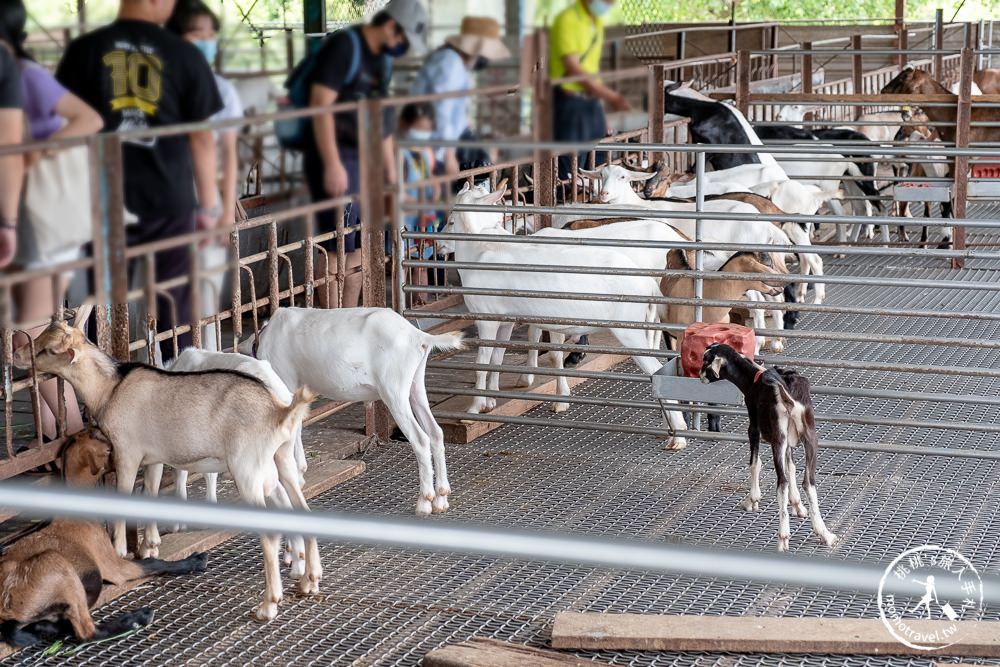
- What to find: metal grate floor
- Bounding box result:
[7,207,1000,666]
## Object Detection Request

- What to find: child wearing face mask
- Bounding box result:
[167,1,244,351]
[398,103,443,306]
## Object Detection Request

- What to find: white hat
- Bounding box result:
[445,17,511,61]
[383,0,429,56]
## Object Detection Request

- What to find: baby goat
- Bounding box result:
[13,316,318,621]
[700,344,838,551]
[0,430,207,648]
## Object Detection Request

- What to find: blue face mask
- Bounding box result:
[194,39,218,65]
[589,0,613,17]
[407,129,433,141]
[385,40,409,58]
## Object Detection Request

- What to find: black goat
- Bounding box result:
[700,343,838,552]
[663,85,761,170]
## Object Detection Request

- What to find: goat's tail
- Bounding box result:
[277,386,316,435]
[423,331,465,353]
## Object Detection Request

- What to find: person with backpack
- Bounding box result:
[304,0,428,309]
[410,16,509,175]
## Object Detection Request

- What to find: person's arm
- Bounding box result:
[310,84,347,197]
[0,108,22,268]
[220,131,238,226]
[49,91,103,141]
[382,134,396,186]
[190,129,220,230]
[562,53,630,111]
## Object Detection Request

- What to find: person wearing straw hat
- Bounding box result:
[550,0,630,183]
[411,16,510,174]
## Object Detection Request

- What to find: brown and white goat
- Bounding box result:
[12,318,318,622]
[0,430,208,648]
[700,343,838,551]
[659,250,785,352]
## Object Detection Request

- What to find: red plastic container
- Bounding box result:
[972,164,1000,179]
[680,323,756,378]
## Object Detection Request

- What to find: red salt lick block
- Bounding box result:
[680,323,756,379]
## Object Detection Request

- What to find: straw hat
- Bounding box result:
[445,17,511,60]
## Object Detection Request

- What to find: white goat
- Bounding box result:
[167,347,309,578]
[450,182,689,449]
[14,316,320,622]
[240,306,463,516]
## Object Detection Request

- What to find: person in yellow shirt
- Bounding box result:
[549,0,630,182]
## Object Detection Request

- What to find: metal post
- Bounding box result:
[304,0,326,36]
[951,47,973,269]
[533,30,554,229]
[104,136,129,362]
[359,99,390,439]
[735,50,750,116]
[934,8,944,80]
[769,25,779,78]
[693,150,705,432]
[647,65,665,162]
[76,0,86,32]
[895,0,906,69]
[898,22,909,70]
[676,31,686,62]
[852,34,864,119]
[802,42,813,94]
[393,148,406,314]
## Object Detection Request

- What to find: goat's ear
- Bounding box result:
[578,168,602,180]
[624,169,656,182]
[480,185,507,205]
[495,177,509,192]
[458,181,472,195]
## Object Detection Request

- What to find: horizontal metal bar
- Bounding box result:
[432,411,1000,464]
[2,483,992,602]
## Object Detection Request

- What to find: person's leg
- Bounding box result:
[12,276,85,441]
[341,148,364,309]
[144,213,195,361]
[588,99,609,169]
[554,92,588,183]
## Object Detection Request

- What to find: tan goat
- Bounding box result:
[660,250,784,350]
[0,430,208,648]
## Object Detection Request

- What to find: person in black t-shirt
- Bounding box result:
[0,43,22,268]
[307,0,428,309]
[56,0,223,361]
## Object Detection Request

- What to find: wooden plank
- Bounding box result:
[424,638,613,667]
[0,455,365,659]
[438,351,627,444]
[551,613,1000,656]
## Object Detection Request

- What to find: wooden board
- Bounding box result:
[0,455,365,659]
[551,613,1000,656]
[437,351,628,444]
[423,638,613,667]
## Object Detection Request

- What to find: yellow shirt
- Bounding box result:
[549,0,604,93]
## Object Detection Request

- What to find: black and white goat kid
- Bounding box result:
[700,344,838,551]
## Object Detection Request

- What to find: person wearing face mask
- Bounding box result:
[396,102,443,305]
[306,0,428,309]
[167,0,244,352]
[550,0,630,184]
[411,16,510,175]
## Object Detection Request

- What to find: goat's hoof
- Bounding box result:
[777,534,791,552]
[297,577,321,596]
[553,402,569,413]
[415,498,433,516]
[138,543,160,560]
[740,496,760,512]
[664,436,687,450]
[818,531,839,547]
[791,502,808,518]
[290,560,306,579]
[283,549,293,566]
[517,374,535,387]
[254,602,279,622]
[432,495,450,513]
[769,340,785,354]
[436,483,451,497]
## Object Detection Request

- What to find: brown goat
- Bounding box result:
[640,161,792,216]
[975,69,1000,94]
[660,250,783,350]
[0,430,208,648]
[882,68,1000,145]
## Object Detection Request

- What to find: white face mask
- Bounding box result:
[407,129,433,141]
